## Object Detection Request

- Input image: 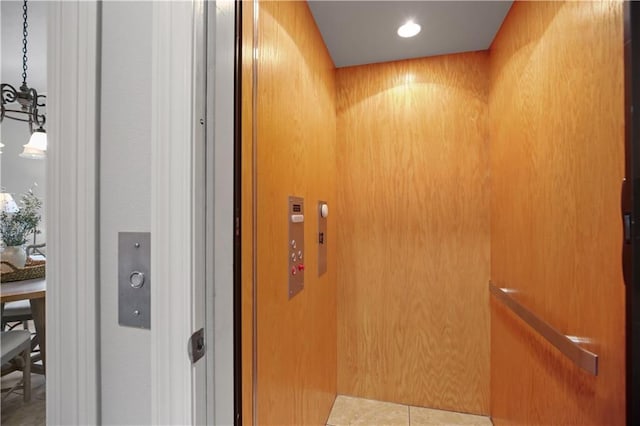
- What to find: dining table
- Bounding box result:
[1,277,46,374]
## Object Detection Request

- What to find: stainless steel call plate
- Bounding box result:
[288,196,304,299]
[118,232,151,329]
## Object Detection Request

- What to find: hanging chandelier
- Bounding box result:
[0,0,47,160]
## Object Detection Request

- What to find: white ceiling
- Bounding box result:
[308,1,513,68]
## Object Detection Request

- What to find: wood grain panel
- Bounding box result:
[489,1,626,424]
[336,53,491,415]
[241,1,255,424]
[254,1,337,425]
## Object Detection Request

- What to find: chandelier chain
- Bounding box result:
[21,0,28,85]
[1,0,46,139]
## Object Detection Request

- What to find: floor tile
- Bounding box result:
[409,406,492,426]
[1,370,46,425]
[327,395,409,426]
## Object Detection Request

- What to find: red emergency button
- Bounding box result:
[291,267,297,275]
[297,264,305,271]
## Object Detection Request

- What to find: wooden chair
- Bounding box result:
[1,330,31,402]
[1,300,33,331]
[1,301,39,360]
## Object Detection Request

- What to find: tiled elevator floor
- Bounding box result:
[327,395,493,426]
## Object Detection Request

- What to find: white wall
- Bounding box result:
[1,0,47,243]
[100,2,152,424]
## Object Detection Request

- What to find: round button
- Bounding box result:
[129,271,145,288]
[298,250,303,259]
[291,253,297,262]
[291,240,297,248]
[291,267,297,276]
[320,203,329,218]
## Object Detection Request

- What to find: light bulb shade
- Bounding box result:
[20,130,47,159]
[19,146,46,160]
[25,130,47,151]
[0,193,19,213]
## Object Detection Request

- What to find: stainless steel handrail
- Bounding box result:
[489,282,598,376]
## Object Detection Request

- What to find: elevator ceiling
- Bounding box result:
[308,1,513,68]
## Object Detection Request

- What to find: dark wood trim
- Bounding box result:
[624,2,640,424]
[233,0,243,424]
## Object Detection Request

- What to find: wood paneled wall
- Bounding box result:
[241,1,255,424]
[253,1,337,424]
[489,2,626,425]
[336,53,491,415]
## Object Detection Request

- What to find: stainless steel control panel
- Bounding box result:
[288,196,305,299]
[118,232,151,329]
[318,201,328,276]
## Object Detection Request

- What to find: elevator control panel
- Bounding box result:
[288,196,305,299]
[318,201,328,276]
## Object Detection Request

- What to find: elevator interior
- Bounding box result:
[241,1,628,425]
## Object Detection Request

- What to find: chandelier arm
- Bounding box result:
[0,110,37,123]
[1,83,19,104]
[36,94,46,108]
[36,112,46,128]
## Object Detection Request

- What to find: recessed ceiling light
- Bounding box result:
[397,20,421,38]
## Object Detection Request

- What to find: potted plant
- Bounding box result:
[0,189,42,268]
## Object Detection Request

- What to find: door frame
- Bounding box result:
[48,0,225,423]
[205,0,237,425]
[148,0,207,424]
[149,0,238,423]
[46,1,99,423]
